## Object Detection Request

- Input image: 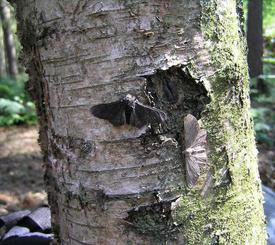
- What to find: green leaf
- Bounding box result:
[0,98,25,115]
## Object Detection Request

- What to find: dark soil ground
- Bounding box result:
[0,126,47,215]
[258,140,275,189]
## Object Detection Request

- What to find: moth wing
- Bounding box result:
[90,101,126,126]
[184,115,208,187]
[186,154,200,187]
[130,102,167,128]
[192,128,207,146]
[184,114,200,148]
[189,129,207,150]
[189,128,208,165]
[192,149,207,164]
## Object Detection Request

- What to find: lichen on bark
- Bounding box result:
[180,0,266,244]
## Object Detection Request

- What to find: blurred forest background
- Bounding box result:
[0,0,274,213]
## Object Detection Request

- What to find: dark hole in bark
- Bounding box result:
[143,66,210,123]
[125,200,179,241]
[141,66,210,149]
[141,66,211,188]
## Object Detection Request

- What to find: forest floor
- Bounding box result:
[0,126,47,215]
[0,124,274,215]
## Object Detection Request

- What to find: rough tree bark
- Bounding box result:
[13,0,266,244]
[0,0,17,77]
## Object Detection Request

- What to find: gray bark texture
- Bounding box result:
[0,0,17,77]
[13,0,266,244]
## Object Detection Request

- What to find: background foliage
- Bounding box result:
[242,0,275,147]
[0,2,37,126]
[0,74,37,125]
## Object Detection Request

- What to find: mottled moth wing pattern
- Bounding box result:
[90,94,167,128]
[184,114,208,187]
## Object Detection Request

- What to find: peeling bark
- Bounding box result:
[13,0,266,244]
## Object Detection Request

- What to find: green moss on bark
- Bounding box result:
[174,0,266,244]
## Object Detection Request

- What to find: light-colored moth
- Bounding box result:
[183,114,208,187]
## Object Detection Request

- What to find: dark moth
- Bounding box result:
[90,94,167,128]
[183,114,208,187]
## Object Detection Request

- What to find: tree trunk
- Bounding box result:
[13,0,266,244]
[247,0,263,79]
[0,22,6,76]
[0,0,17,77]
